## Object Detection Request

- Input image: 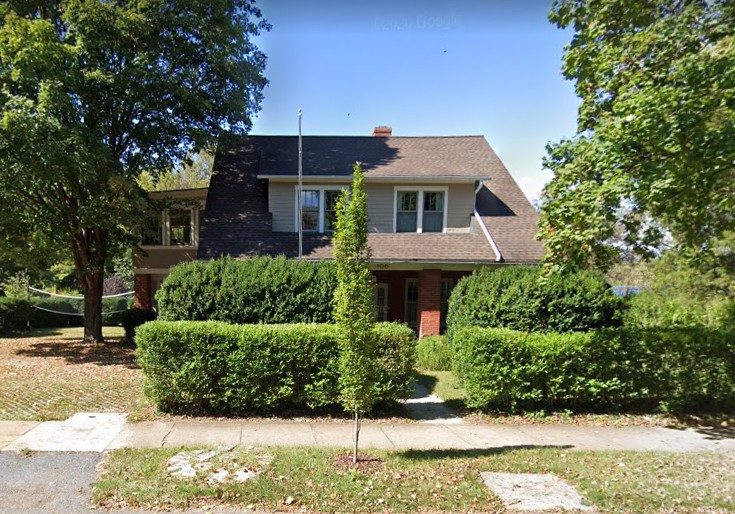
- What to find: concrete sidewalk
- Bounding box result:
[2,416,734,453]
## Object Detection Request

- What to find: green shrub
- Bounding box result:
[621,248,735,330]
[136,321,416,415]
[0,298,33,333]
[121,308,157,344]
[625,287,735,329]
[0,296,133,333]
[453,326,735,413]
[416,335,453,371]
[29,298,84,328]
[156,256,337,324]
[446,266,624,336]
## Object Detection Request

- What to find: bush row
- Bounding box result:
[136,321,416,414]
[447,266,624,335]
[453,326,735,413]
[156,256,337,324]
[0,297,131,333]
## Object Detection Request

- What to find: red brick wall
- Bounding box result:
[418,269,442,337]
[134,274,151,310]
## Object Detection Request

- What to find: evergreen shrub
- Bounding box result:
[121,308,158,344]
[453,326,735,413]
[0,297,132,333]
[156,256,337,324]
[136,321,416,414]
[446,265,624,336]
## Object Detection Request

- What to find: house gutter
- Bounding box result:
[258,175,490,184]
[474,210,502,262]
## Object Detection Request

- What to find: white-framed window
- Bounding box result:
[141,207,198,247]
[294,186,346,233]
[394,187,448,233]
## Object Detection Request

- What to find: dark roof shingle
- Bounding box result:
[250,135,503,179]
[198,135,543,264]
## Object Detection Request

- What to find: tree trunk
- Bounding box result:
[353,405,360,464]
[81,270,104,343]
[70,227,107,344]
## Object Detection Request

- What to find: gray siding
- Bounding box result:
[269,180,475,233]
[268,182,295,232]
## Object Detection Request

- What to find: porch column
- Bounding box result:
[134,274,152,310]
[418,269,442,337]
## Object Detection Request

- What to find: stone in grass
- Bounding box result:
[481,472,594,511]
[167,447,269,484]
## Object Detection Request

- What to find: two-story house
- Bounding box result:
[133,127,544,337]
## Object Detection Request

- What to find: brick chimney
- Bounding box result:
[372,126,392,137]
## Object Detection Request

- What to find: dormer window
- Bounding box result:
[394,187,447,233]
[295,186,346,233]
[301,190,320,231]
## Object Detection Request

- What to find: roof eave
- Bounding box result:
[258,174,491,183]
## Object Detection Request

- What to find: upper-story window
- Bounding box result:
[141,207,198,247]
[394,187,447,233]
[169,208,193,245]
[295,186,345,233]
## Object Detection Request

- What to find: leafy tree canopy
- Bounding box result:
[0,0,269,341]
[138,150,214,191]
[540,0,735,272]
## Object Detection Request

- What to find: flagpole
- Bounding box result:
[298,108,303,262]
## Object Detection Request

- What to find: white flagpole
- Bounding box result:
[298,108,303,261]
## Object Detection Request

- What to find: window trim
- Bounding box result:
[140,207,198,249]
[374,282,389,322]
[393,186,448,233]
[293,185,347,233]
[405,278,419,328]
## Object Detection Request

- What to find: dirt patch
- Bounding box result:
[333,453,385,473]
[0,336,146,420]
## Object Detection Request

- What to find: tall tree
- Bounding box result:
[333,164,378,464]
[138,150,214,192]
[0,0,268,341]
[539,0,735,272]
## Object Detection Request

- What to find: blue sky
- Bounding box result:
[250,0,580,201]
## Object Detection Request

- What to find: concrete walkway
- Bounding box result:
[2,416,734,453]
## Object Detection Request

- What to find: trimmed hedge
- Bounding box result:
[446,266,624,335]
[136,321,416,414]
[0,297,131,333]
[454,326,735,413]
[156,256,337,324]
[416,335,453,371]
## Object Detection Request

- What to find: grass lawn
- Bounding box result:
[2,326,126,340]
[93,446,735,513]
[416,370,467,414]
[0,326,151,421]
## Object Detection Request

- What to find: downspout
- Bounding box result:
[474,210,502,262]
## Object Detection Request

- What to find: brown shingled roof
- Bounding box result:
[252,135,501,179]
[198,135,542,265]
[475,159,545,263]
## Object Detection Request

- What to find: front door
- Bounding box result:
[374,283,388,322]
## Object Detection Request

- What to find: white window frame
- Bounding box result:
[374,283,389,322]
[293,185,347,233]
[141,207,198,249]
[393,186,448,233]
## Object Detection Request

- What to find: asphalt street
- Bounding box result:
[0,451,100,514]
